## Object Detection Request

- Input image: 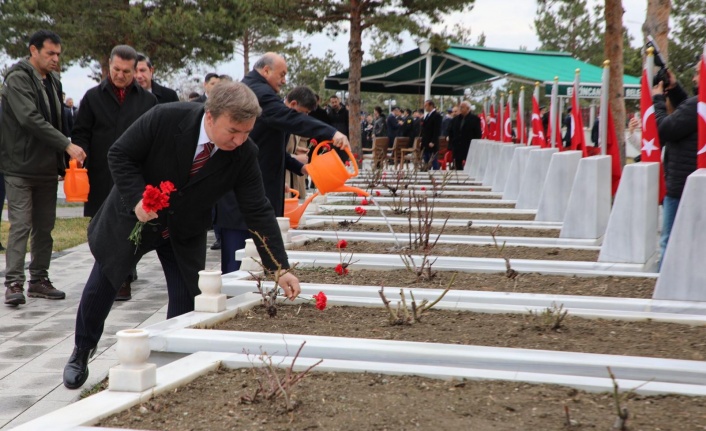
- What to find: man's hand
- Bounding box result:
[652,80,664,97]
[278,271,301,300]
[331,131,350,149]
[134,199,158,223]
[293,152,308,164]
[66,143,86,165]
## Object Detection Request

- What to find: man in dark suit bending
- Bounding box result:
[63,81,301,389]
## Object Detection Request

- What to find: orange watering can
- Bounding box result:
[306,141,369,197]
[283,189,318,229]
[64,159,89,202]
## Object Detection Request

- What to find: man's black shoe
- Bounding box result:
[115,281,131,301]
[63,346,97,389]
[210,239,221,250]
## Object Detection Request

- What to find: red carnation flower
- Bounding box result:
[420,186,426,191]
[361,198,369,206]
[334,264,349,275]
[337,239,348,249]
[312,291,327,310]
[129,181,176,250]
[375,190,381,196]
[354,206,367,216]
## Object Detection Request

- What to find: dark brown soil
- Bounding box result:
[293,268,655,299]
[97,367,706,431]
[299,222,561,238]
[292,239,600,262]
[326,209,536,221]
[213,304,706,362]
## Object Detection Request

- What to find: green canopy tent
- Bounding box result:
[325,44,641,99]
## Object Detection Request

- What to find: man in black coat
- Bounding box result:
[421,99,442,170]
[63,81,301,390]
[135,53,179,104]
[216,52,347,273]
[71,45,157,220]
[447,101,482,170]
[653,67,699,267]
[194,73,220,103]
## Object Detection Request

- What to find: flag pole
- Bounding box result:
[549,76,559,148]
[519,86,525,144]
[574,68,580,149]
[508,90,514,142]
[599,60,610,156]
[533,82,540,145]
[645,47,655,89]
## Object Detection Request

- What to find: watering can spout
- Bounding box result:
[335,185,369,197]
[284,192,318,229]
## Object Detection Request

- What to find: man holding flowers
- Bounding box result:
[63,81,300,390]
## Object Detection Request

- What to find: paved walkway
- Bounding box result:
[0,201,221,429]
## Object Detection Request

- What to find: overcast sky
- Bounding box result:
[59,0,648,103]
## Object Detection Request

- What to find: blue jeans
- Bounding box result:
[659,195,680,270]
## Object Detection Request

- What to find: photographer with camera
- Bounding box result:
[651,53,700,269]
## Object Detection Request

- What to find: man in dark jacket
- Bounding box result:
[421,99,442,170]
[71,45,157,300]
[135,53,180,104]
[326,95,349,136]
[386,106,401,143]
[447,101,482,170]
[216,52,347,273]
[0,30,86,306]
[653,67,699,268]
[62,81,301,390]
[72,45,157,220]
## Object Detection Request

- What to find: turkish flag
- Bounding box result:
[488,105,498,140]
[479,112,487,139]
[698,45,706,168]
[640,67,666,202]
[516,100,525,144]
[606,108,622,196]
[530,94,546,146]
[503,103,512,142]
[570,86,588,157]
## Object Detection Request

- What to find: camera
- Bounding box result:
[646,36,670,87]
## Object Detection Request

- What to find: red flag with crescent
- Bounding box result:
[698,45,706,168]
[488,104,497,140]
[479,111,487,139]
[570,85,588,157]
[503,103,512,142]
[530,94,546,146]
[640,67,666,202]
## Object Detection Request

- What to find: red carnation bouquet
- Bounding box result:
[128,181,176,250]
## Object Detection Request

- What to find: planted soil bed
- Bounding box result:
[213,303,706,362]
[98,367,706,431]
[298,222,561,238]
[326,210,536,221]
[293,268,655,299]
[291,239,600,262]
[326,201,515,209]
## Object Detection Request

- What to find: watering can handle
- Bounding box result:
[288,189,300,199]
[68,159,78,169]
[312,140,359,177]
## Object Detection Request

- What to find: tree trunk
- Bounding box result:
[605,0,626,166]
[643,0,671,60]
[243,31,251,72]
[347,0,363,155]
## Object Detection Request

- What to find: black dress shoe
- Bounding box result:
[63,346,97,389]
[115,281,131,301]
[210,239,221,250]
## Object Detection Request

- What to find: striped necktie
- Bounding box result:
[190,142,214,177]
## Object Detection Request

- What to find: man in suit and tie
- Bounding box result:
[421,99,442,170]
[135,54,180,104]
[194,72,220,103]
[62,96,77,136]
[62,81,301,390]
[447,101,482,170]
